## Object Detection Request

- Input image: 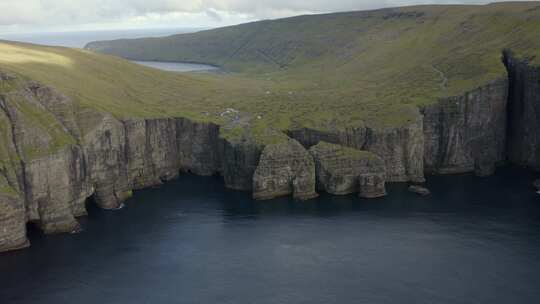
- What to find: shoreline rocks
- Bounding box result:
[359,173,387,198]
[252,139,318,201]
[505,52,540,170]
[408,185,431,196]
[1,49,540,252]
[308,142,387,197]
[422,78,508,177]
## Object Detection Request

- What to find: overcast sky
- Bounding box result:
[0,0,533,34]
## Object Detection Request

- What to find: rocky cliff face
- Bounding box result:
[220,139,262,191]
[1,49,539,253]
[505,52,540,169]
[308,142,386,197]
[0,77,265,252]
[288,113,425,183]
[252,139,318,200]
[0,193,27,252]
[422,78,508,176]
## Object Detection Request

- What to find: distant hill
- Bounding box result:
[87,2,540,99]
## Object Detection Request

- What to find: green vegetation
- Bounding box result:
[85,2,540,130]
[312,141,380,161]
[1,2,540,153]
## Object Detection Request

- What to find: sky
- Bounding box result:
[0,0,534,34]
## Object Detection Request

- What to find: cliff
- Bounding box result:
[309,142,387,197]
[252,139,317,201]
[2,2,540,253]
[0,58,534,253]
[0,77,265,252]
[287,113,424,183]
[505,52,540,169]
[422,78,508,176]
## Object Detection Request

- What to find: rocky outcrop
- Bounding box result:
[308,141,386,197]
[176,119,221,176]
[288,113,425,183]
[408,185,431,196]
[358,173,387,198]
[504,52,540,169]
[0,77,266,252]
[0,192,28,252]
[2,48,540,253]
[253,139,318,200]
[422,78,508,176]
[24,146,92,233]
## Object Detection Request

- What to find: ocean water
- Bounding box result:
[1,168,539,304]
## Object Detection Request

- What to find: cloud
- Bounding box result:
[0,0,532,32]
[205,9,223,22]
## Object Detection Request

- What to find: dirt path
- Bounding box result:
[431,65,448,89]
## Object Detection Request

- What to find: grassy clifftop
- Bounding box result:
[1,3,540,153]
[85,2,540,130]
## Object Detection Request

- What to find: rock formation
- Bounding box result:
[422,78,508,177]
[408,185,431,196]
[0,78,263,252]
[0,192,28,252]
[504,51,540,170]
[1,48,540,253]
[288,113,424,184]
[358,173,387,199]
[252,139,318,200]
[308,141,386,197]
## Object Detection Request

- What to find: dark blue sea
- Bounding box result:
[1,168,540,304]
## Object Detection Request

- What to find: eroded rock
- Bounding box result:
[253,139,317,200]
[422,78,508,177]
[0,192,28,253]
[288,112,425,183]
[359,173,387,198]
[309,141,386,197]
[505,52,540,170]
[408,185,431,196]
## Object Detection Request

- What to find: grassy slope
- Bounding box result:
[0,2,539,158]
[85,2,540,130]
[0,3,539,200]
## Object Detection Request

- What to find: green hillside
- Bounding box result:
[87,3,540,100]
[1,2,540,154]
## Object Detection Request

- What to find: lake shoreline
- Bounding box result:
[131,60,222,73]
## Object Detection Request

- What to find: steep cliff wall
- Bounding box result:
[505,52,540,169]
[288,113,425,183]
[252,139,318,200]
[0,192,27,252]
[0,78,265,252]
[308,142,386,197]
[422,78,508,176]
[288,79,509,180]
[1,49,539,253]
